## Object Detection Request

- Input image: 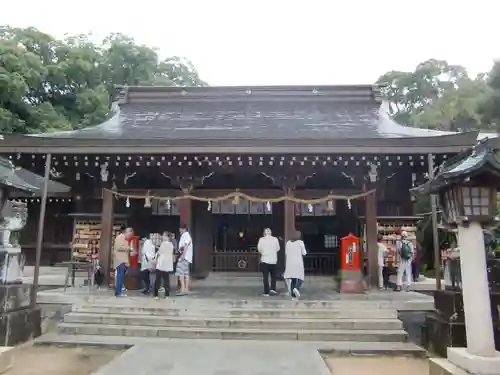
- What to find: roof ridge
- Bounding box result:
[115,84,379,90]
[121,85,380,105]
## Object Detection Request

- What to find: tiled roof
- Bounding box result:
[0,157,71,195]
[35,85,465,140]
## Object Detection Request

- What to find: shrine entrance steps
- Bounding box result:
[44,298,417,345]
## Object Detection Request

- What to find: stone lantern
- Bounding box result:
[439,184,497,227]
[0,158,40,345]
[412,138,500,375]
[0,158,37,283]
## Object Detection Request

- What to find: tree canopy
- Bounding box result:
[377,59,500,132]
[2,26,498,136]
[0,26,206,134]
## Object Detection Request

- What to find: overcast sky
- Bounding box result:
[1,0,498,86]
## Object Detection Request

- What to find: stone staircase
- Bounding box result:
[52,299,411,343]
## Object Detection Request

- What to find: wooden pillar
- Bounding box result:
[365,190,378,288]
[191,200,213,279]
[100,188,114,286]
[281,200,295,271]
[179,199,192,229]
[427,153,441,291]
[284,201,295,243]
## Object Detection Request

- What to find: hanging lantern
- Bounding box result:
[125,197,130,208]
[347,199,352,210]
[232,195,240,205]
[266,201,271,212]
[307,204,313,213]
[166,199,171,210]
[238,231,244,238]
[207,200,212,211]
[327,200,334,211]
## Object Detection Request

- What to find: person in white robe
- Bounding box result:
[283,231,307,300]
[140,237,156,294]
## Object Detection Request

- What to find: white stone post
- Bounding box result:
[447,222,500,375]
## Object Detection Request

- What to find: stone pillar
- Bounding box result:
[100,188,114,286]
[447,222,500,375]
[365,190,378,288]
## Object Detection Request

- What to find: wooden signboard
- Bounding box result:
[249,201,264,215]
[220,199,235,214]
[211,200,221,214]
[235,200,250,214]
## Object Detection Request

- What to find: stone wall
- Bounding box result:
[39,303,72,334]
[0,284,41,346]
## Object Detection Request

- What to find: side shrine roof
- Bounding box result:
[0,85,484,154]
[0,157,71,195]
[411,137,500,196]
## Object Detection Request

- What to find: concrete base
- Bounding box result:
[447,347,500,375]
[0,346,15,374]
[0,284,41,346]
[339,269,365,294]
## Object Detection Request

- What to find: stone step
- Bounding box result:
[70,297,421,310]
[71,305,399,319]
[35,333,427,357]
[63,312,403,330]
[58,323,408,342]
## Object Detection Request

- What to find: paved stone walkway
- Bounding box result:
[92,341,331,375]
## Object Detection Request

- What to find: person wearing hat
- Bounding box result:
[396,230,414,291]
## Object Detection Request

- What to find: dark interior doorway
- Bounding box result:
[296,216,339,275]
[214,214,273,252]
[212,211,276,272]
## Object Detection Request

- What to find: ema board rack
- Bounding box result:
[377,220,418,267]
[72,218,125,261]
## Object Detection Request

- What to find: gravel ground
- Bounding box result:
[325,356,429,375]
[2,345,123,375]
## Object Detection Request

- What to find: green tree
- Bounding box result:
[477,60,500,131]
[101,33,206,87]
[0,27,206,135]
[411,75,491,131]
[377,59,488,130]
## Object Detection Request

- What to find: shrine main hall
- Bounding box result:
[0,85,480,287]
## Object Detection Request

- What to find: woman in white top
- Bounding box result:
[377,233,389,290]
[140,237,156,294]
[154,232,174,299]
[283,231,307,300]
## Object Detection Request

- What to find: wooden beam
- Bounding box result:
[31,153,51,307]
[0,131,478,154]
[428,153,441,291]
